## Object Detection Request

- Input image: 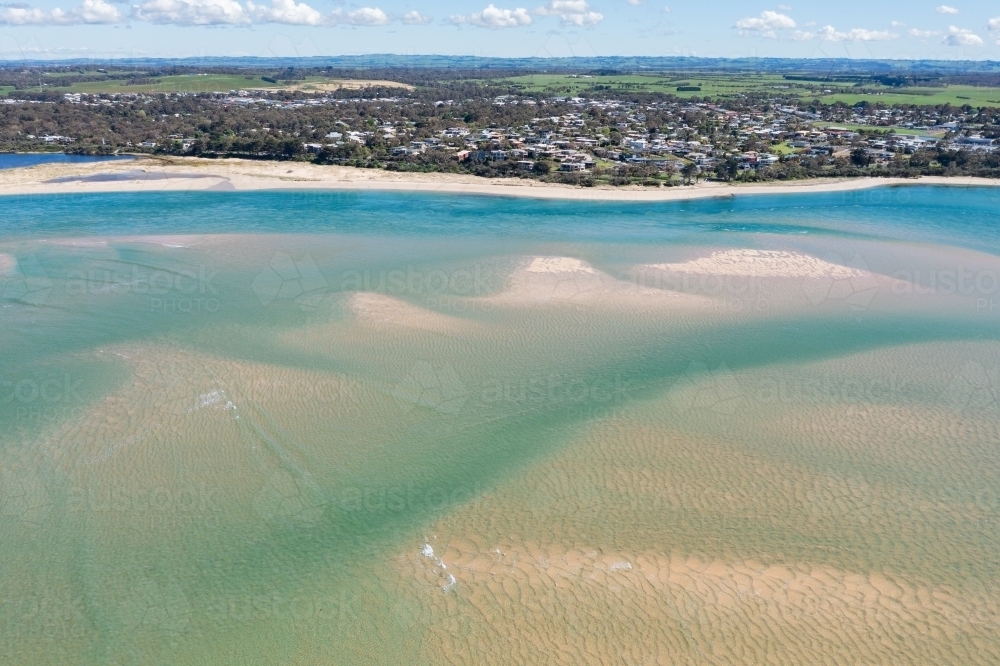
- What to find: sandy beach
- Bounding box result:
[1,155,998,201]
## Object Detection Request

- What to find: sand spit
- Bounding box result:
[1,156,998,201]
[645,249,872,279]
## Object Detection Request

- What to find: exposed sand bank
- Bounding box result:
[484,255,713,308]
[1,155,998,201]
[643,249,871,279]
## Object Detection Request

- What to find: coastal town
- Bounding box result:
[3,67,1000,185]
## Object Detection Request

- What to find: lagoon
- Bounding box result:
[1,187,999,665]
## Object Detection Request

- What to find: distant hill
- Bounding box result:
[4,54,1000,74]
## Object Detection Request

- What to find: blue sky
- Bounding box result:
[2,0,1000,60]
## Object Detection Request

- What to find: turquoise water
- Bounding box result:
[2,186,1000,252]
[1,187,999,665]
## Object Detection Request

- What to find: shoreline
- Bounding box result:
[1,155,998,201]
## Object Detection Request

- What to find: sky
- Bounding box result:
[2,0,1000,61]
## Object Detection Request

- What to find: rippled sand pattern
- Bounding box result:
[387,343,1000,665]
[399,544,999,665]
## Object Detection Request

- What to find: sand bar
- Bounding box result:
[644,249,871,279]
[1,155,998,201]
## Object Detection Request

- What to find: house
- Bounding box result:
[955,136,995,149]
[626,156,682,171]
[737,151,778,169]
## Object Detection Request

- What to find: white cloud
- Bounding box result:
[1,0,393,26]
[247,0,322,25]
[537,0,602,25]
[777,3,790,9]
[662,4,669,10]
[943,25,982,45]
[626,0,641,5]
[132,0,248,24]
[815,25,897,41]
[450,3,531,27]
[935,5,958,14]
[735,10,795,34]
[792,25,897,41]
[890,20,905,27]
[563,9,600,24]
[76,0,121,21]
[0,0,122,24]
[988,17,1000,30]
[401,9,430,24]
[908,28,939,37]
[336,6,389,24]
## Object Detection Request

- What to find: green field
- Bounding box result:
[10,69,1000,107]
[815,84,1000,107]
[771,142,799,155]
[498,73,1000,107]
[498,73,836,99]
[21,74,277,95]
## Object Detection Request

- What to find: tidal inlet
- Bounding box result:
[1,188,999,665]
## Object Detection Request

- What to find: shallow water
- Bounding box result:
[0,153,132,171]
[1,188,999,664]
